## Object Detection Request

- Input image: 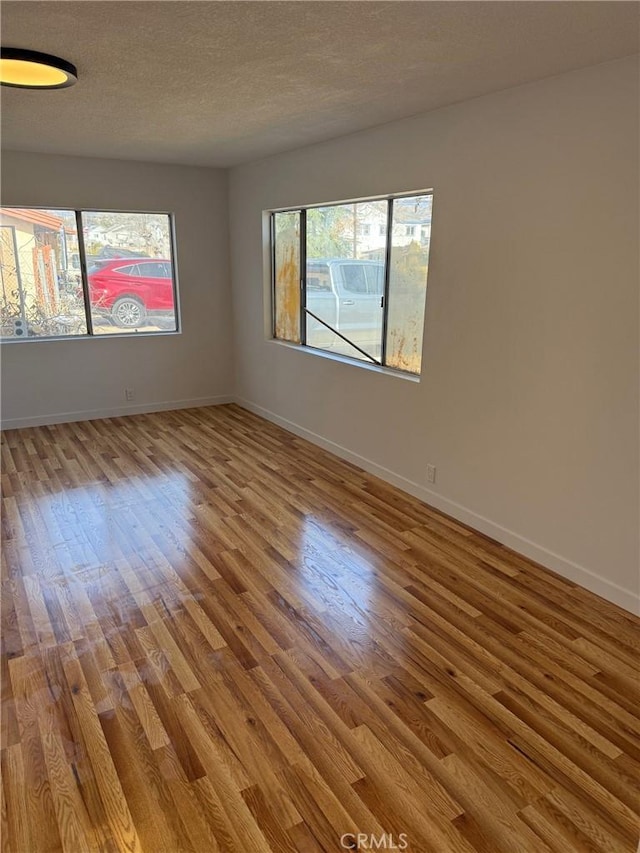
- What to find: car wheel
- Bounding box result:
[112,297,147,329]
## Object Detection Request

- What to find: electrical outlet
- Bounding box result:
[426,464,436,484]
[125,388,135,402]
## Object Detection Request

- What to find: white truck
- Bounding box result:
[305,258,385,360]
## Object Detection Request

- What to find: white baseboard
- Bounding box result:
[0,395,234,431]
[235,396,639,616]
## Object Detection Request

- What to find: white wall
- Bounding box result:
[1,151,233,426]
[229,56,639,612]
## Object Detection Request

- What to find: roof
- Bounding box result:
[393,200,432,226]
[2,208,65,230]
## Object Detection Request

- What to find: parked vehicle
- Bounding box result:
[86,246,150,263]
[306,259,384,358]
[87,258,174,328]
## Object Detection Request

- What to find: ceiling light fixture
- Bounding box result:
[0,47,77,89]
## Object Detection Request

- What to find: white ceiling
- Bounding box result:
[1,1,638,168]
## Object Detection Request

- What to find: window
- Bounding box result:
[272,210,301,344]
[137,261,170,278]
[0,208,179,340]
[341,263,368,294]
[0,208,87,338]
[271,192,432,375]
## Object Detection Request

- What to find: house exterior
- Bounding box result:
[0,208,79,323]
[354,197,433,256]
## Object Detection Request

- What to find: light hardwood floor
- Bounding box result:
[1,404,639,852]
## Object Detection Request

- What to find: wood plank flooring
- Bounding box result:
[1,403,639,852]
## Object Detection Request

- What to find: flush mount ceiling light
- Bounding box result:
[0,47,77,89]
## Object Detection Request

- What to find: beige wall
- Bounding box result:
[229,57,639,612]
[1,151,233,423]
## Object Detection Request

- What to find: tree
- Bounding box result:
[306,207,352,259]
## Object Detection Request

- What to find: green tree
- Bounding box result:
[306,207,352,259]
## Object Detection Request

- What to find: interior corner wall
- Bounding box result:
[228,56,640,613]
[0,151,233,427]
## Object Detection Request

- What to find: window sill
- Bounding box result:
[0,329,181,344]
[269,338,421,382]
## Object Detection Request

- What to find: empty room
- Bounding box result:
[1,2,639,851]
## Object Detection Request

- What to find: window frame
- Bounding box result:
[0,205,181,343]
[270,189,433,376]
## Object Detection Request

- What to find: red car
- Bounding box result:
[88,258,175,328]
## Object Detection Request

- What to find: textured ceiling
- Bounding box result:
[1,1,638,167]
